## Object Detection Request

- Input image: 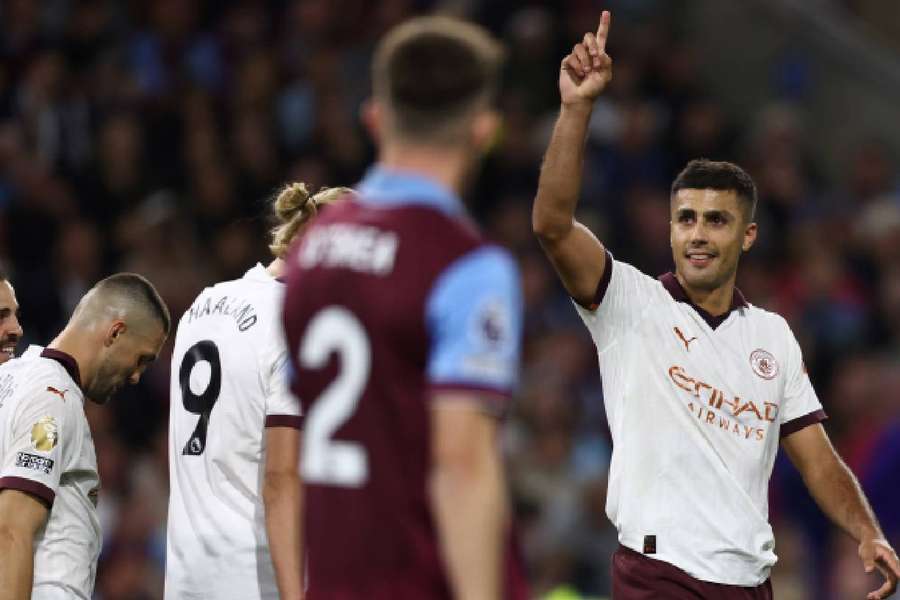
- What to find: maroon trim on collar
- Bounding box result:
[658,272,748,330]
[40,348,82,388]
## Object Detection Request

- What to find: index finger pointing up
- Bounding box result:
[596,10,611,52]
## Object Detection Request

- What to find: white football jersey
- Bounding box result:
[166,264,300,600]
[0,345,101,600]
[574,256,825,586]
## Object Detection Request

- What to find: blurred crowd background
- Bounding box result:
[1,1,898,599]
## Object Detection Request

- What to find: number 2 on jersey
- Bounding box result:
[300,307,370,487]
[178,340,222,456]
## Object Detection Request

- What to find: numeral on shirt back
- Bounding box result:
[178,340,222,456]
[300,307,370,487]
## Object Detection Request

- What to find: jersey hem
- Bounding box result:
[618,540,770,587]
[0,476,55,507]
[780,408,828,438]
[265,414,303,429]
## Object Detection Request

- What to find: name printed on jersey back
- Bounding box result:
[186,294,258,332]
[299,223,399,275]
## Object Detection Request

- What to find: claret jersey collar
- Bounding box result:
[658,272,748,330]
[357,165,465,216]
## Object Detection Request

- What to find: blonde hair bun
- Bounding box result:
[269,182,355,258]
[273,182,313,225]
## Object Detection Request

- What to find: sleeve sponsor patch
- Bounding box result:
[468,298,511,350]
[31,416,59,451]
[15,451,55,474]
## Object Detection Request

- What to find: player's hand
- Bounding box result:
[860,537,900,599]
[559,10,613,108]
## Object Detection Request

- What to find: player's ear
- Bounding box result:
[105,321,127,347]
[361,98,382,143]
[742,221,758,252]
[471,108,500,154]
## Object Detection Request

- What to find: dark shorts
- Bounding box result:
[612,546,774,600]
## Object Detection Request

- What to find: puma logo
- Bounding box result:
[673,326,697,351]
[46,386,67,401]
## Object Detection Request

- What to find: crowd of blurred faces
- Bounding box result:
[1,1,897,599]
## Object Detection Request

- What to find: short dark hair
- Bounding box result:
[372,16,504,142]
[96,273,171,334]
[671,159,758,222]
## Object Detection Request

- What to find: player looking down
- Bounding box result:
[165,182,352,600]
[532,9,900,600]
[0,273,169,600]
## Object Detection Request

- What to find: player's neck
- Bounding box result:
[675,271,736,317]
[47,328,97,391]
[378,142,467,196]
[266,258,285,279]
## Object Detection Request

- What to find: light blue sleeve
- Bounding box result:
[426,246,523,400]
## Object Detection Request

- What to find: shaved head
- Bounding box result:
[61,273,170,403]
[72,273,170,335]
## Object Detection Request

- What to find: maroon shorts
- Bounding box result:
[612,546,774,599]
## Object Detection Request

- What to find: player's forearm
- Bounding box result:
[803,454,884,543]
[0,527,34,600]
[263,472,304,600]
[532,103,593,241]
[431,450,506,600]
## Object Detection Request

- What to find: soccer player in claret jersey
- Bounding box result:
[533,9,900,600]
[0,273,169,600]
[165,183,351,600]
[281,16,528,600]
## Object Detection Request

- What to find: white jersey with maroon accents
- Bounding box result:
[574,255,825,587]
[165,264,300,600]
[0,345,100,600]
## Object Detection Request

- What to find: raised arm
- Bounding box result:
[0,489,49,600]
[429,396,506,600]
[533,10,613,307]
[782,424,900,600]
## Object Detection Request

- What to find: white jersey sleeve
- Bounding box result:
[573,252,665,349]
[261,320,301,428]
[263,351,301,426]
[779,323,826,436]
[0,382,70,506]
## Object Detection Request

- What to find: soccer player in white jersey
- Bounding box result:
[0,273,24,364]
[532,10,900,600]
[165,182,352,600]
[0,273,169,600]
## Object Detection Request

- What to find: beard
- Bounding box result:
[0,333,18,363]
[86,360,123,404]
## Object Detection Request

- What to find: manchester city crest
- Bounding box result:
[750,349,778,380]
